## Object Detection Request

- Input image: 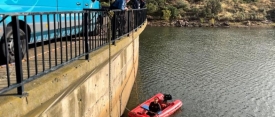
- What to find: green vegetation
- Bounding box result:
[161,9,171,20]
[144,0,275,22]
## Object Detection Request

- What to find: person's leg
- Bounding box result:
[118,11,125,35]
[116,12,121,36]
[123,11,128,34]
[111,16,116,40]
[146,111,155,117]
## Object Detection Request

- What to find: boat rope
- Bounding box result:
[125,107,132,112]
[131,9,141,105]
[108,11,112,117]
[134,72,140,103]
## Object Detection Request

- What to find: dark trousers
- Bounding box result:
[147,111,156,117]
[111,11,126,40]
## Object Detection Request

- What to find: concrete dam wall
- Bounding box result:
[0,22,147,117]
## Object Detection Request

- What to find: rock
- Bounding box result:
[184,21,189,27]
[191,22,197,27]
[175,20,185,27]
[244,20,251,26]
[261,20,271,24]
[221,22,230,27]
[147,15,154,20]
[198,23,202,27]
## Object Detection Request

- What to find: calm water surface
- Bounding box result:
[124,27,275,117]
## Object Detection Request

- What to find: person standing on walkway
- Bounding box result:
[139,0,146,8]
[132,0,140,9]
[110,0,129,10]
[110,0,130,40]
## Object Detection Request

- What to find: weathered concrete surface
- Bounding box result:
[0,21,147,117]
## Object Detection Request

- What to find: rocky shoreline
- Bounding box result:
[147,20,275,28]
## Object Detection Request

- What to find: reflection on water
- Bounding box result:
[124,27,275,117]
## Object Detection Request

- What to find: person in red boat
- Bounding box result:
[161,94,172,109]
[147,97,161,117]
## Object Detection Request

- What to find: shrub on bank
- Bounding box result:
[162,9,172,20]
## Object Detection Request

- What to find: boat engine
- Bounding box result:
[164,94,172,102]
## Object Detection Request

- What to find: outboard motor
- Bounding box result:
[163,94,172,102]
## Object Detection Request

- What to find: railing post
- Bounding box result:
[142,9,146,25]
[11,16,24,95]
[140,10,142,25]
[135,10,138,31]
[84,12,89,60]
[127,10,130,36]
[112,11,116,45]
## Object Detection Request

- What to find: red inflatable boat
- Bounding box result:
[128,93,182,117]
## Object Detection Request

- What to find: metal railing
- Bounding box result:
[111,8,147,41]
[0,8,146,95]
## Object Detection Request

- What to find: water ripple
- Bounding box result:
[125,27,275,117]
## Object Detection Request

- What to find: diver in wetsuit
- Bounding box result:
[147,98,161,117]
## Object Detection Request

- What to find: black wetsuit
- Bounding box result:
[147,102,161,117]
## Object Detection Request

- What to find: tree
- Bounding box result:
[147,3,158,13]
[205,0,222,16]
[168,6,179,19]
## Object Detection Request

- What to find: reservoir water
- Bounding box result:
[124,27,275,117]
